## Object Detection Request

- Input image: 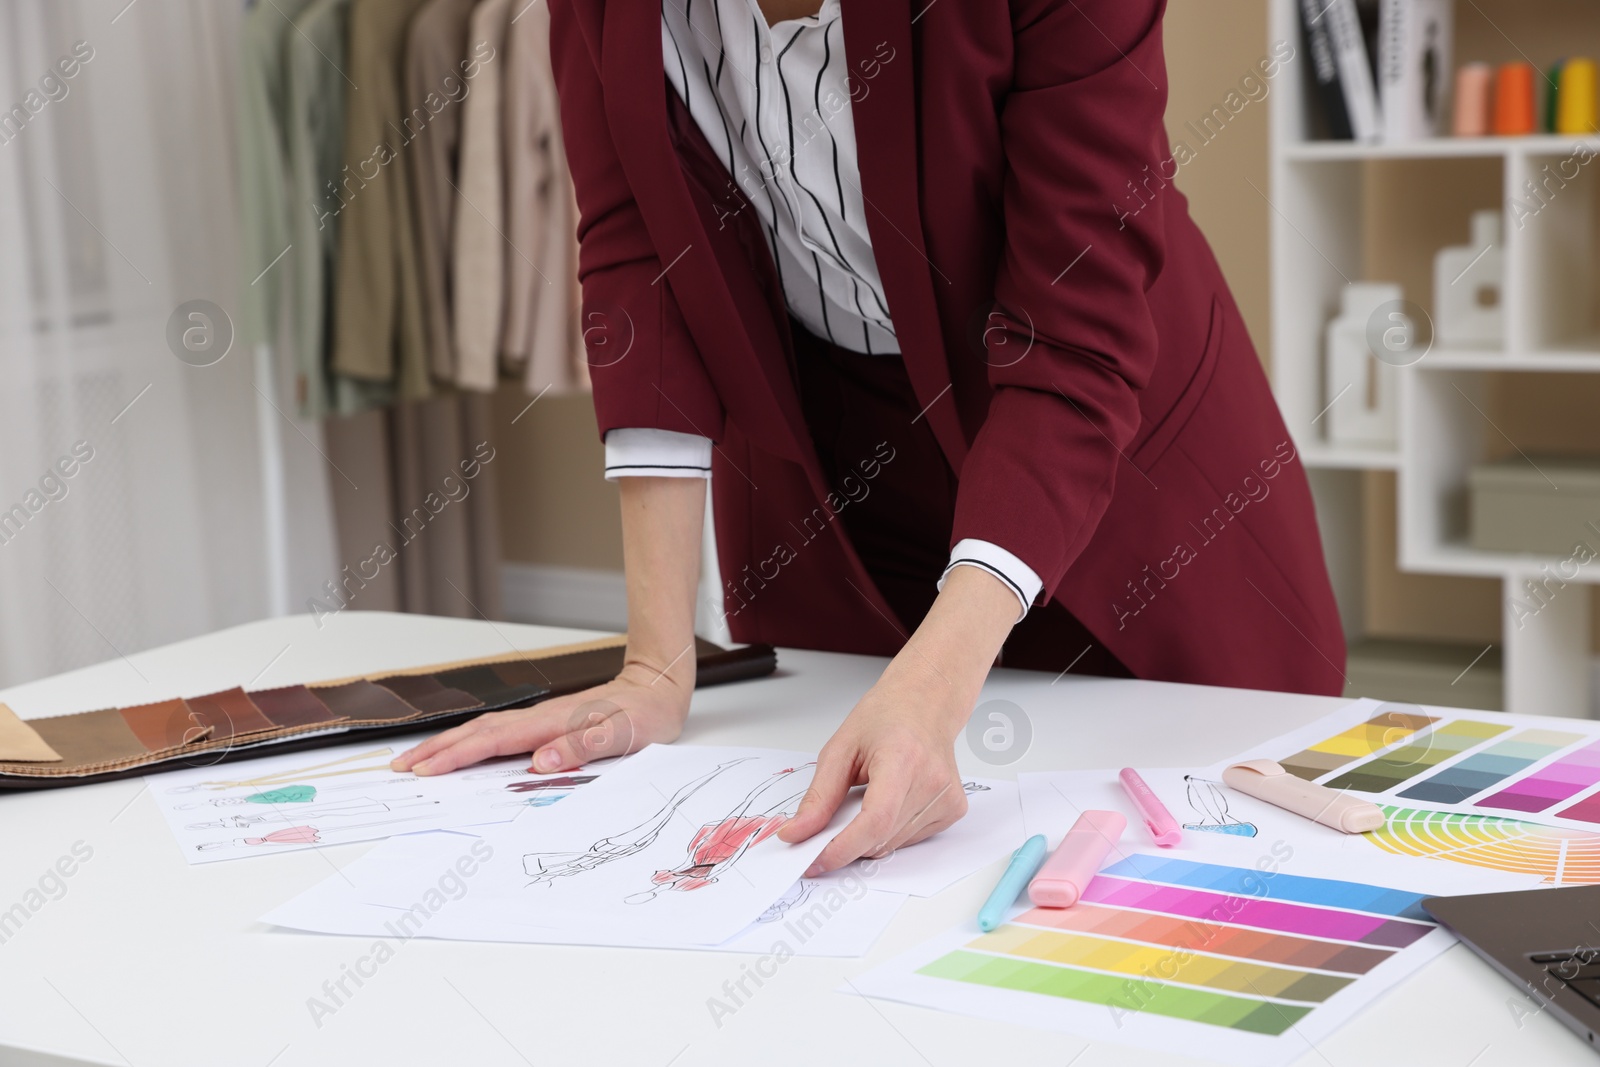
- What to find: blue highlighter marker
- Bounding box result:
[976,834,1049,932]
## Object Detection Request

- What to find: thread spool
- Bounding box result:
[1453,63,1494,136]
[1557,58,1599,134]
[1545,61,1565,132]
[1492,62,1538,135]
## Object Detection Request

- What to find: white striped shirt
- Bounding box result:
[604,0,1043,619]
[662,0,896,355]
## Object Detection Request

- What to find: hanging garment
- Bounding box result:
[331,0,435,399]
[502,0,586,395]
[404,0,479,384]
[450,0,513,392]
[237,0,316,352]
[285,0,394,417]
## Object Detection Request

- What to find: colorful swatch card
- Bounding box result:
[1029,767,1600,891]
[847,834,1517,1066]
[146,732,610,864]
[1224,698,1600,835]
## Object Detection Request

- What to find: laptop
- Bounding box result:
[1423,885,1600,1049]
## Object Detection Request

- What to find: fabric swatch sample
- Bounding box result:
[375,674,483,715]
[0,703,62,762]
[186,687,276,740]
[119,698,213,751]
[310,680,420,723]
[251,685,339,728]
[29,707,157,766]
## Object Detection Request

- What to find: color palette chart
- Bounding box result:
[1366,806,1600,886]
[1247,699,1600,834]
[849,851,1461,1066]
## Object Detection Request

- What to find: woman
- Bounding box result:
[396,0,1344,876]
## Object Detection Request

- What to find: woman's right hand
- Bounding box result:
[390,658,695,776]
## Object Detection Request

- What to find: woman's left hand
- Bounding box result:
[777,564,1023,874]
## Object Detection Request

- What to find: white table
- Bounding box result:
[0,611,1589,1067]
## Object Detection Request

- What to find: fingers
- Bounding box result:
[391,688,601,773]
[803,761,912,876]
[391,715,500,772]
[529,700,645,772]
[875,782,968,856]
[777,744,858,846]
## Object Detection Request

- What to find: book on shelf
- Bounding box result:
[1378,0,1454,141]
[1301,0,1382,142]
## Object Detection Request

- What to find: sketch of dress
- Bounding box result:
[1182,775,1258,837]
[504,775,597,794]
[194,814,435,850]
[522,758,756,885]
[623,764,814,903]
[756,880,818,923]
[961,781,990,794]
[184,797,436,830]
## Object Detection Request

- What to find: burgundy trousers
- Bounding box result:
[790,325,1131,678]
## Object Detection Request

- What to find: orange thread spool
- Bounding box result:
[1492,62,1537,135]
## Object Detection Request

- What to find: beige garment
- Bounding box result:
[332,0,433,399]
[450,0,513,392]
[404,0,478,383]
[502,0,585,394]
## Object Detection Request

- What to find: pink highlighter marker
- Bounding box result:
[1118,767,1183,847]
[1028,810,1126,908]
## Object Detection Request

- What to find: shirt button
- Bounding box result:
[760,45,773,63]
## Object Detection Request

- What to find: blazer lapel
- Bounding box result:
[599,0,812,467]
[840,0,968,469]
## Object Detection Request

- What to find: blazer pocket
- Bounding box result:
[1131,295,1224,474]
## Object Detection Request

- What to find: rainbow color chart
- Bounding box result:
[850,851,1462,1066]
[1367,806,1600,886]
[1255,700,1600,834]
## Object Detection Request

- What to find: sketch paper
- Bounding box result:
[822,778,1023,897]
[360,745,861,945]
[848,811,1520,1067]
[146,733,609,864]
[261,832,906,956]
[1223,697,1600,835]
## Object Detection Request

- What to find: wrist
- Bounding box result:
[880,566,1017,726]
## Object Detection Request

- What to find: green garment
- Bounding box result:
[246,785,317,804]
[285,0,394,416]
[330,0,435,400]
[236,0,316,351]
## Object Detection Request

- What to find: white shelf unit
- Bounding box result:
[1267,0,1600,718]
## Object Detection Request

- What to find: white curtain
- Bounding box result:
[0,0,338,688]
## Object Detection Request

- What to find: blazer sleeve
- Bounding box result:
[548,0,725,442]
[950,0,1170,596]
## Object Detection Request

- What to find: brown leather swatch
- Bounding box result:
[185,687,275,740]
[311,680,418,723]
[119,698,213,750]
[251,685,338,728]
[375,674,483,715]
[31,707,155,766]
[435,665,545,707]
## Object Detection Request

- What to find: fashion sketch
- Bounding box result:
[623,763,814,903]
[756,880,819,923]
[1182,775,1258,837]
[184,796,437,830]
[522,758,756,886]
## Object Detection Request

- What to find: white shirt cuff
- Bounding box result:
[938,538,1042,622]
[603,428,713,480]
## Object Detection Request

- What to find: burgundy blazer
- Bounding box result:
[550,0,1347,696]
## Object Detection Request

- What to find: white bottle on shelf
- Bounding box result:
[1324,282,1402,448]
[1433,210,1504,349]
